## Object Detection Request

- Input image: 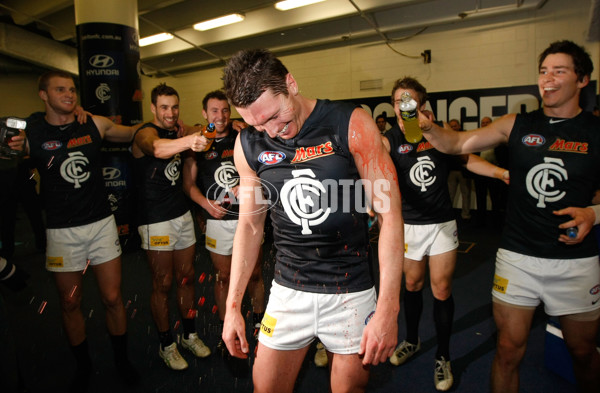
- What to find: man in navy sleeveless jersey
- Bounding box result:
[383,77,508,391]
[131,83,211,371]
[221,49,404,393]
[420,41,600,393]
[182,90,265,357]
[23,70,140,391]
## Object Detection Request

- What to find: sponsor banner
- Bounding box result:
[76,22,143,125]
[346,82,597,130]
[77,22,142,249]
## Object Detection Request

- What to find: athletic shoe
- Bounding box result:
[159,343,188,370]
[389,340,420,366]
[314,342,328,367]
[434,356,454,391]
[181,333,211,358]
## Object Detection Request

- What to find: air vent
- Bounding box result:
[360,79,383,91]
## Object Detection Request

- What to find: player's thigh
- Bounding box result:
[253,343,310,393]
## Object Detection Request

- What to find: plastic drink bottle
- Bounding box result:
[399,92,423,143]
[202,123,216,151]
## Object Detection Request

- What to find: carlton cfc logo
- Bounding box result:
[522,134,545,146]
[258,151,286,165]
[398,144,413,154]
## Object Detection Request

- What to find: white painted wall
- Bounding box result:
[1,0,597,125]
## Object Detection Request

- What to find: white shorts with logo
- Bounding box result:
[138,211,196,251]
[46,215,121,272]
[492,248,600,316]
[205,219,238,255]
[258,281,377,354]
[404,220,458,261]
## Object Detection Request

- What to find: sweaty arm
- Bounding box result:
[349,108,403,366]
[182,152,227,219]
[460,154,509,184]
[132,125,206,159]
[222,136,266,359]
[93,115,143,143]
[420,113,515,155]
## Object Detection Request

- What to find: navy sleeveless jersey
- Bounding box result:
[500,109,600,258]
[133,123,189,225]
[194,130,239,220]
[26,116,111,228]
[385,122,454,224]
[240,99,372,294]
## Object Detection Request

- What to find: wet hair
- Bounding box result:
[38,70,74,92]
[202,90,229,111]
[391,77,428,107]
[151,83,179,105]
[222,49,289,108]
[538,40,593,82]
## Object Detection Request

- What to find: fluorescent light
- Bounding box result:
[193,14,245,31]
[275,0,326,11]
[139,33,173,47]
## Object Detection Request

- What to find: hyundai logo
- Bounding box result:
[103,167,122,180]
[89,54,115,68]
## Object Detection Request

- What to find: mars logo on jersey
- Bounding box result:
[522,134,545,146]
[416,141,434,152]
[548,139,588,154]
[397,144,413,154]
[281,168,331,235]
[291,142,334,163]
[67,135,92,149]
[42,141,62,150]
[258,151,285,165]
[525,157,568,208]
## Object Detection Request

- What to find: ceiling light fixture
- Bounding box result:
[139,32,174,47]
[275,0,326,11]
[193,14,245,31]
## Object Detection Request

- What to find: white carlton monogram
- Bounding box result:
[60,151,90,188]
[409,156,436,191]
[213,162,239,190]
[525,157,568,208]
[281,169,331,235]
[164,155,181,185]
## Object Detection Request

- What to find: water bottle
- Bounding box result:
[399,92,422,143]
[202,123,216,151]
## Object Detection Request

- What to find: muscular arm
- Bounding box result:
[420,113,515,154]
[349,108,404,366]
[223,135,267,358]
[461,154,509,183]
[93,115,142,143]
[132,125,206,159]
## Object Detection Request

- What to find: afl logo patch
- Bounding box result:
[397,144,413,154]
[522,134,545,146]
[364,311,375,325]
[42,141,62,150]
[205,151,218,160]
[258,151,286,165]
[590,285,600,295]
